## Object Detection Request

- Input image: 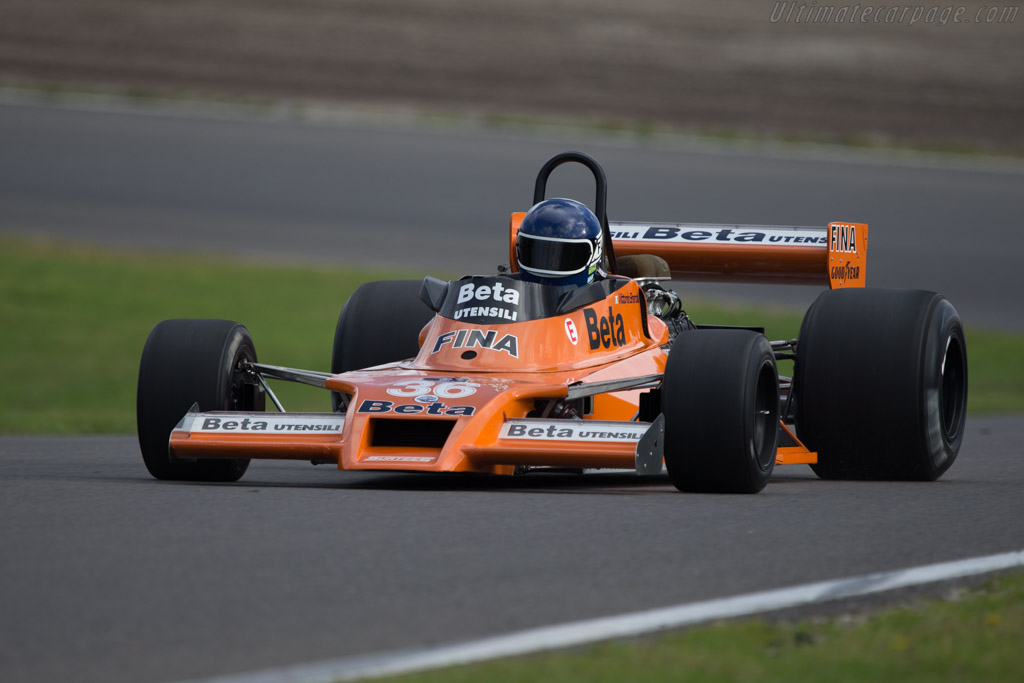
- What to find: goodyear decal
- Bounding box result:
[830,260,861,281]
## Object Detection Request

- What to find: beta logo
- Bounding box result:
[453,282,520,322]
[500,421,648,442]
[357,399,475,416]
[431,329,519,357]
[830,223,858,253]
[457,281,520,306]
[564,318,578,345]
[197,417,342,432]
[584,307,626,350]
[637,226,826,245]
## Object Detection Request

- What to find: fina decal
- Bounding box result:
[564,318,579,345]
[500,421,649,442]
[829,223,858,253]
[364,455,436,463]
[191,416,344,433]
[609,226,826,246]
[431,329,519,358]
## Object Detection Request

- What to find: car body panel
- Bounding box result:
[170,280,677,474]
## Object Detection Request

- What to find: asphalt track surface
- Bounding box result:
[2,418,1023,683]
[0,100,1022,330]
[2,102,1024,682]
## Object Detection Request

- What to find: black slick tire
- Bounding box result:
[331,280,434,411]
[662,330,779,493]
[137,319,263,482]
[794,288,968,480]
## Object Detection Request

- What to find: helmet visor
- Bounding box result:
[517,233,596,277]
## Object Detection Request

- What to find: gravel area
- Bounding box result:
[0,0,1021,151]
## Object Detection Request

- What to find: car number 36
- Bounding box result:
[385,379,480,399]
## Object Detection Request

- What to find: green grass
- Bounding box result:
[0,237,407,433]
[380,571,1024,683]
[1,236,1022,434]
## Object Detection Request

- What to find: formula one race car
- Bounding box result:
[137,152,968,493]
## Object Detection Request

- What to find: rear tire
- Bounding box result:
[137,319,263,482]
[662,330,779,493]
[794,289,968,480]
[331,280,434,410]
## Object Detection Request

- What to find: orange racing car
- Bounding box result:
[137,152,968,493]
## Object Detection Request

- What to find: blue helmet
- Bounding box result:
[516,198,604,286]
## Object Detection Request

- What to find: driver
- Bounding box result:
[515,198,605,287]
[514,197,693,340]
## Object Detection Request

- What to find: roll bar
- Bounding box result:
[531,151,618,274]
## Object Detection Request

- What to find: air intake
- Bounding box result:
[370,419,456,449]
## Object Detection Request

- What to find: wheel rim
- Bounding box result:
[227,346,258,411]
[939,334,966,444]
[752,359,777,470]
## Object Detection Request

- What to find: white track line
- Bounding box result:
[193,550,1024,683]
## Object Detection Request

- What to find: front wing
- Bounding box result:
[169,405,667,473]
[169,403,815,475]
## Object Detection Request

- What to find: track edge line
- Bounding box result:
[188,549,1024,683]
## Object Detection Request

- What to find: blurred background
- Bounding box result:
[1,0,1021,152]
[1,0,1021,327]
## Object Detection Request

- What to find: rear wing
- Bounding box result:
[510,214,868,288]
[515,151,867,289]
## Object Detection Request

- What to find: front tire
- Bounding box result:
[330,280,434,410]
[662,330,779,493]
[137,319,264,482]
[794,289,968,480]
